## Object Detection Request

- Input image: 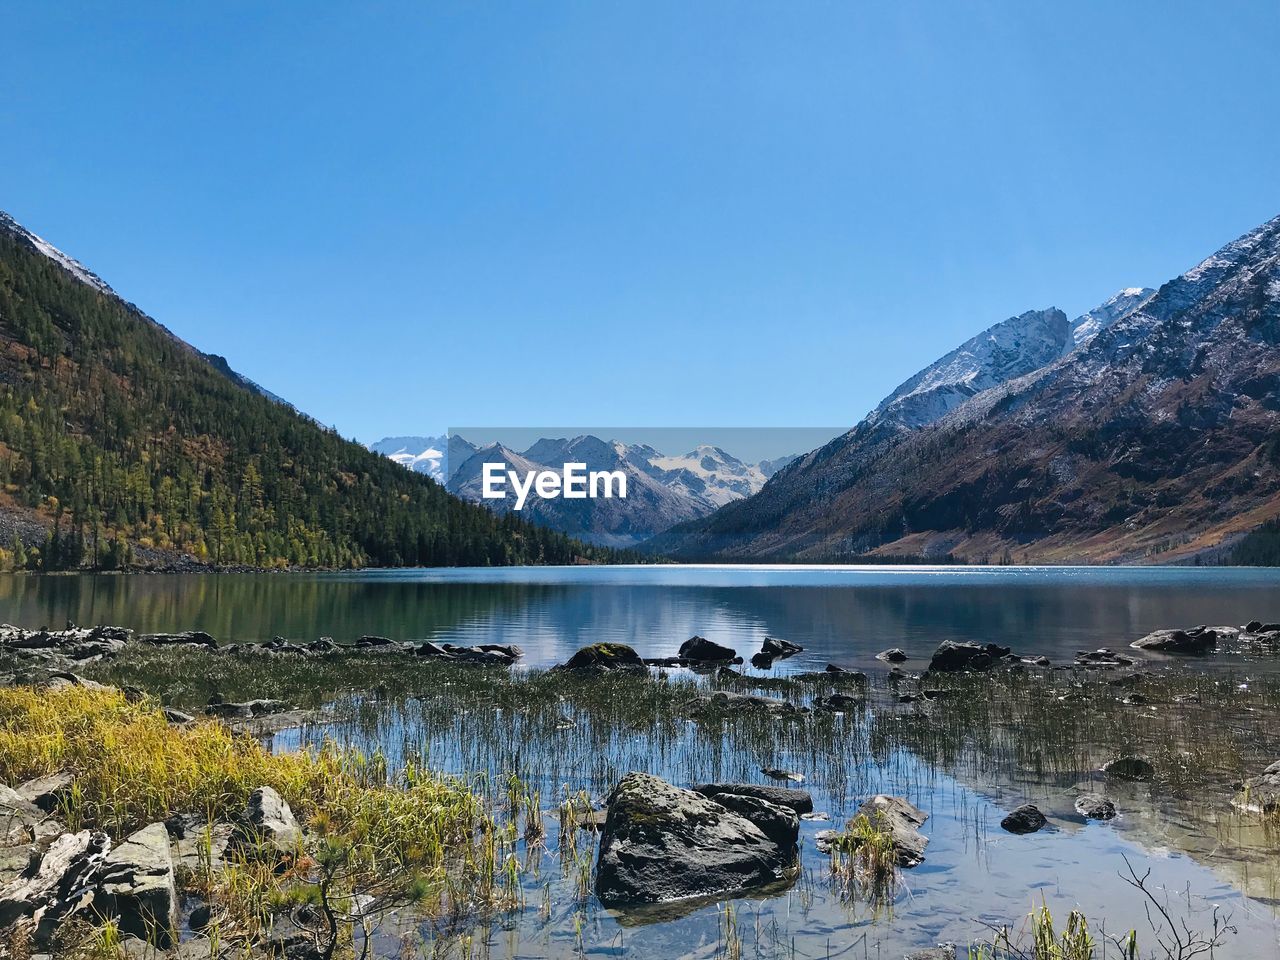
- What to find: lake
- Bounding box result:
[6,564,1280,671]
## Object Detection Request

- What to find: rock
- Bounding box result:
[1131,627,1217,654]
[166,815,233,873]
[876,648,908,663]
[1074,794,1117,821]
[594,773,796,906]
[416,642,522,665]
[906,947,957,960]
[162,708,194,725]
[554,643,645,672]
[689,691,801,717]
[0,785,56,845]
[96,822,178,946]
[1234,760,1280,813]
[230,787,302,862]
[307,638,337,653]
[707,793,799,848]
[1075,648,1135,667]
[15,772,74,814]
[1102,756,1155,781]
[926,640,1011,673]
[0,830,111,943]
[814,692,862,712]
[760,767,804,783]
[853,795,929,866]
[139,631,217,649]
[751,636,802,668]
[206,698,291,719]
[1000,804,1047,834]
[355,635,394,647]
[678,636,737,662]
[694,783,814,815]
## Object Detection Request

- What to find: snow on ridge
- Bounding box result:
[0,211,116,297]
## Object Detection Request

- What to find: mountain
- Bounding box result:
[368,435,449,482]
[430,434,793,546]
[649,214,1280,563]
[0,209,613,570]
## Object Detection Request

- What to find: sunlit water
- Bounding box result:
[7,565,1280,956]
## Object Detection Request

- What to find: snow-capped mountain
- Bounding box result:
[650,213,1280,563]
[0,209,290,408]
[371,432,797,546]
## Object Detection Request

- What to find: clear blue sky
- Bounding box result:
[3,2,1278,445]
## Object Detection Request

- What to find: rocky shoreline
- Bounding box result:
[2,620,1280,958]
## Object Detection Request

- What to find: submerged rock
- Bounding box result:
[554,643,645,672]
[1000,804,1047,834]
[926,640,1011,673]
[814,692,862,712]
[1102,755,1155,781]
[907,946,957,960]
[96,822,178,946]
[689,691,801,717]
[694,783,814,815]
[1131,626,1218,654]
[876,648,908,663]
[679,636,738,663]
[852,795,929,867]
[595,773,796,906]
[1075,648,1135,667]
[1074,794,1117,821]
[760,767,804,783]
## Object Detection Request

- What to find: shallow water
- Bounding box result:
[7,565,1280,672]
[11,565,1280,956]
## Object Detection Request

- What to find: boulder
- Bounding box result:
[760,767,804,783]
[706,793,799,848]
[206,698,291,719]
[876,648,908,663]
[926,641,1011,673]
[1102,755,1155,781]
[1234,760,1280,813]
[694,783,813,815]
[0,785,57,845]
[165,815,233,873]
[553,643,645,672]
[1000,804,1047,834]
[1131,627,1217,654]
[853,795,929,867]
[229,787,302,862]
[595,773,796,906]
[355,635,394,647]
[678,636,737,663]
[906,947,957,960]
[0,830,111,943]
[96,822,178,946]
[1075,648,1135,667]
[1074,794,1117,821]
[162,708,194,725]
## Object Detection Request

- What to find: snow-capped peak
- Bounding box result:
[0,211,116,297]
[1067,287,1155,350]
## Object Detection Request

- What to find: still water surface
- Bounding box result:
[5,564,1280,670]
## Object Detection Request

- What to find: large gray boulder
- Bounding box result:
[595,773,796,906]
[694,782,814,815]
[678,636,738,662]
[230,787,302,862]
[706,793,799,848]
[1131,626,1217,654]
[553,643,645,672]
[96,822,178,946]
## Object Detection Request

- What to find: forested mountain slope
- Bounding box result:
[0,211,608,570]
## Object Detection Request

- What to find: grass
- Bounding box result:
[827,810,898,910]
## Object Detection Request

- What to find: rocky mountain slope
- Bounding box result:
[649,214,1280,563]
[0,209,611,569]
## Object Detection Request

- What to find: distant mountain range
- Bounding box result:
[370,433,800,547]
[649,214,1280,563]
